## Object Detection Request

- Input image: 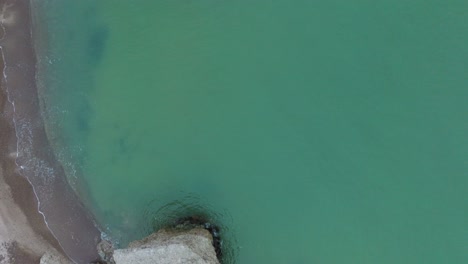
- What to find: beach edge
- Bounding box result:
[0,0,102,263]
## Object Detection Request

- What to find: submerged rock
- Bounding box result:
[113,228,220,264]
[97,239,115,263]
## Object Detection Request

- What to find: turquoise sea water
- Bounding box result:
[34,1,467,263]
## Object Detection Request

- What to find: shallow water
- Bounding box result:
[35,1,467,263]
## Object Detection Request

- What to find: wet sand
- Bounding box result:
[0,0,101,263]
[0,41,64,263]
[0,164,69,263]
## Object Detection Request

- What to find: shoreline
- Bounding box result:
[0,1,102,263]
[0,34,63,263]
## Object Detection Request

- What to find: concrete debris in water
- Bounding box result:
[112,228,220,264]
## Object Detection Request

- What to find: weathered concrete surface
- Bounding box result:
[113,228,220,264]
[39,248,72,264]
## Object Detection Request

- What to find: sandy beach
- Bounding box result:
[0,0,101,263]
[0,166,69,263]
[0,44,65,262]
[0,2,68,261]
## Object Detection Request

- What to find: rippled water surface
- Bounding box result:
[34,1,468,263]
